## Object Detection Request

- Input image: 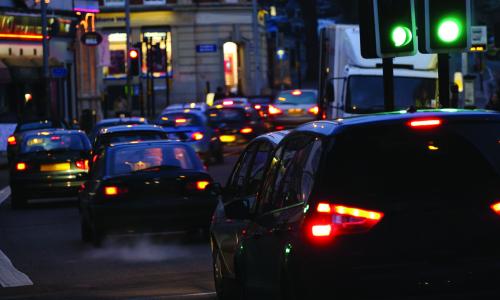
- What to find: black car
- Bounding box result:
[156,110,224,164]
[207,104,267,146]
[7,119,68,163]
[92,124,168,151]
[88,117,148,142]
[216,110,500,299]
[10,130,91,209]
[79,140,218,246]
[210,130,288,300]
[247,95,273,117]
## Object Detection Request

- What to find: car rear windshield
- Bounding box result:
[97,131,165,148]
[21,134,87,153]
[276,91,316,105]
[109,144,200,176]
[18,121,65,132]
[323,121,500,196]
[157,113,202,127]
[208,108,247,123]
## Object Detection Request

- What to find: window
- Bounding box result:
[141,31,172,77]
[22,134,87,154]
[227,144,257,195]
[104,33,126,78]
[246,142,273,195]
[144,0,166,4]
[103,0,124,7]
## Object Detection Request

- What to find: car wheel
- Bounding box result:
[10,192,27,210]
[214,251,237,300]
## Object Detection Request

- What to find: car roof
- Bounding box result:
[24,129,86,137]
[160,109,206,117]
[106,139,182,150]
[252,130,290,146]
[294,110,500,137]
[96,117,147,126]
[278,89,318,93]
[99,124,165,134]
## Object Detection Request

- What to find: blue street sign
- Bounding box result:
[196,44,217,53]
[51,67,68,78]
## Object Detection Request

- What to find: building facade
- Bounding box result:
[96,0,269,117]
[0,0,99,123]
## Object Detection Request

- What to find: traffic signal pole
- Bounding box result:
[438,53,450,108]
[41,0,50,118]
[383,58,395,111]
[125,0,132,109]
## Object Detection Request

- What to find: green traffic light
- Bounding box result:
[437,18,463,43]
[391,26,413,48]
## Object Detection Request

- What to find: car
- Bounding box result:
[9,130,92,209]
[209,130,288,300]
[79,140,218,246]
[247,95,273,117]
[161,102,209,115]
[222,110,500,299]
[207,104,267,146]
[7,119,68,163]
[92,124,168,151]
[213,98,249,107]
[267,89,319,130]
[156,110,224,164]
[88,117,148,143]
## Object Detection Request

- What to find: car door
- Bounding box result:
[243,135,323,296]
[80,150,106,214]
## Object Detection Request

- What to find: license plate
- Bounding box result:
[40,163,70,172]
[288,108,304,115]
[220,135,236,143]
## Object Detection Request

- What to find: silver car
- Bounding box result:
[267,89,319,129]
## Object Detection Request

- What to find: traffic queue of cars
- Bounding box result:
[6,107,500,298]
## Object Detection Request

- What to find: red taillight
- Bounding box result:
[16,162,26,171]
[223,100,234,106]
[75,159,89,171]
[309,202,384,240]
[275,126,285,130]
[491,202,500,215]
[186,180,211,191]
[268,105,283,115]
[254,104,262,110]
[408,118,442,129]
[191,132,204,141]
[240,127,253,134]
[50,136,61,141]
[7,135,16,146]
[175,118,187,124]
[103,186,127,196]
[308,105,319,115]
[291,90,302,96]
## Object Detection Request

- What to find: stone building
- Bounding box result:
[96,0,269,117]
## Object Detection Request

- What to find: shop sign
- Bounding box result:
[81,32,103,46]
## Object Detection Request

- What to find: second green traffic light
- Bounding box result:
[391,26,413,47]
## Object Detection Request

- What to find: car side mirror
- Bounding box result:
[225,199,251,220]
[207,182,223,196]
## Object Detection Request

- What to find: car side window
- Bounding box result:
[257,145,284,213]
[245,142,273,195]
[297,139,322,203]
[89,153,105,180]
[226,143,257,196]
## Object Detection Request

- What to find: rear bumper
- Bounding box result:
[87,196,217,233]
[11,176,85,198]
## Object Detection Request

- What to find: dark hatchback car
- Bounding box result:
[210,130,288,300]
[92,124,168,151]
[207,105,267,146]
[79,141,218,246]
[215,110,500,299]
[156,110,224,164]
[7,119,68,163]
[88,117,148,143]
[10,130,91,209]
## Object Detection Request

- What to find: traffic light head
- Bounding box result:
[417,0,471,53]
[128,48,140,77]
[360,0,417,58]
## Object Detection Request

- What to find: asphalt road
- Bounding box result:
[0,154,239,300]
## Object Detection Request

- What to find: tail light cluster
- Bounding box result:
[186,180,211,191]
[191,132,204,141]
[240,127,253,134]
[75,159,89,171]
[308,106,319,115]
[268,105,283,115]
[7,135,16,146]
[103,185,128,197]
[491,202,500,215]
[16,162,27,171]
[308,202,384,241]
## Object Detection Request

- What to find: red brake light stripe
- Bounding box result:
[409,119,442,128]
[333,205,383,220]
